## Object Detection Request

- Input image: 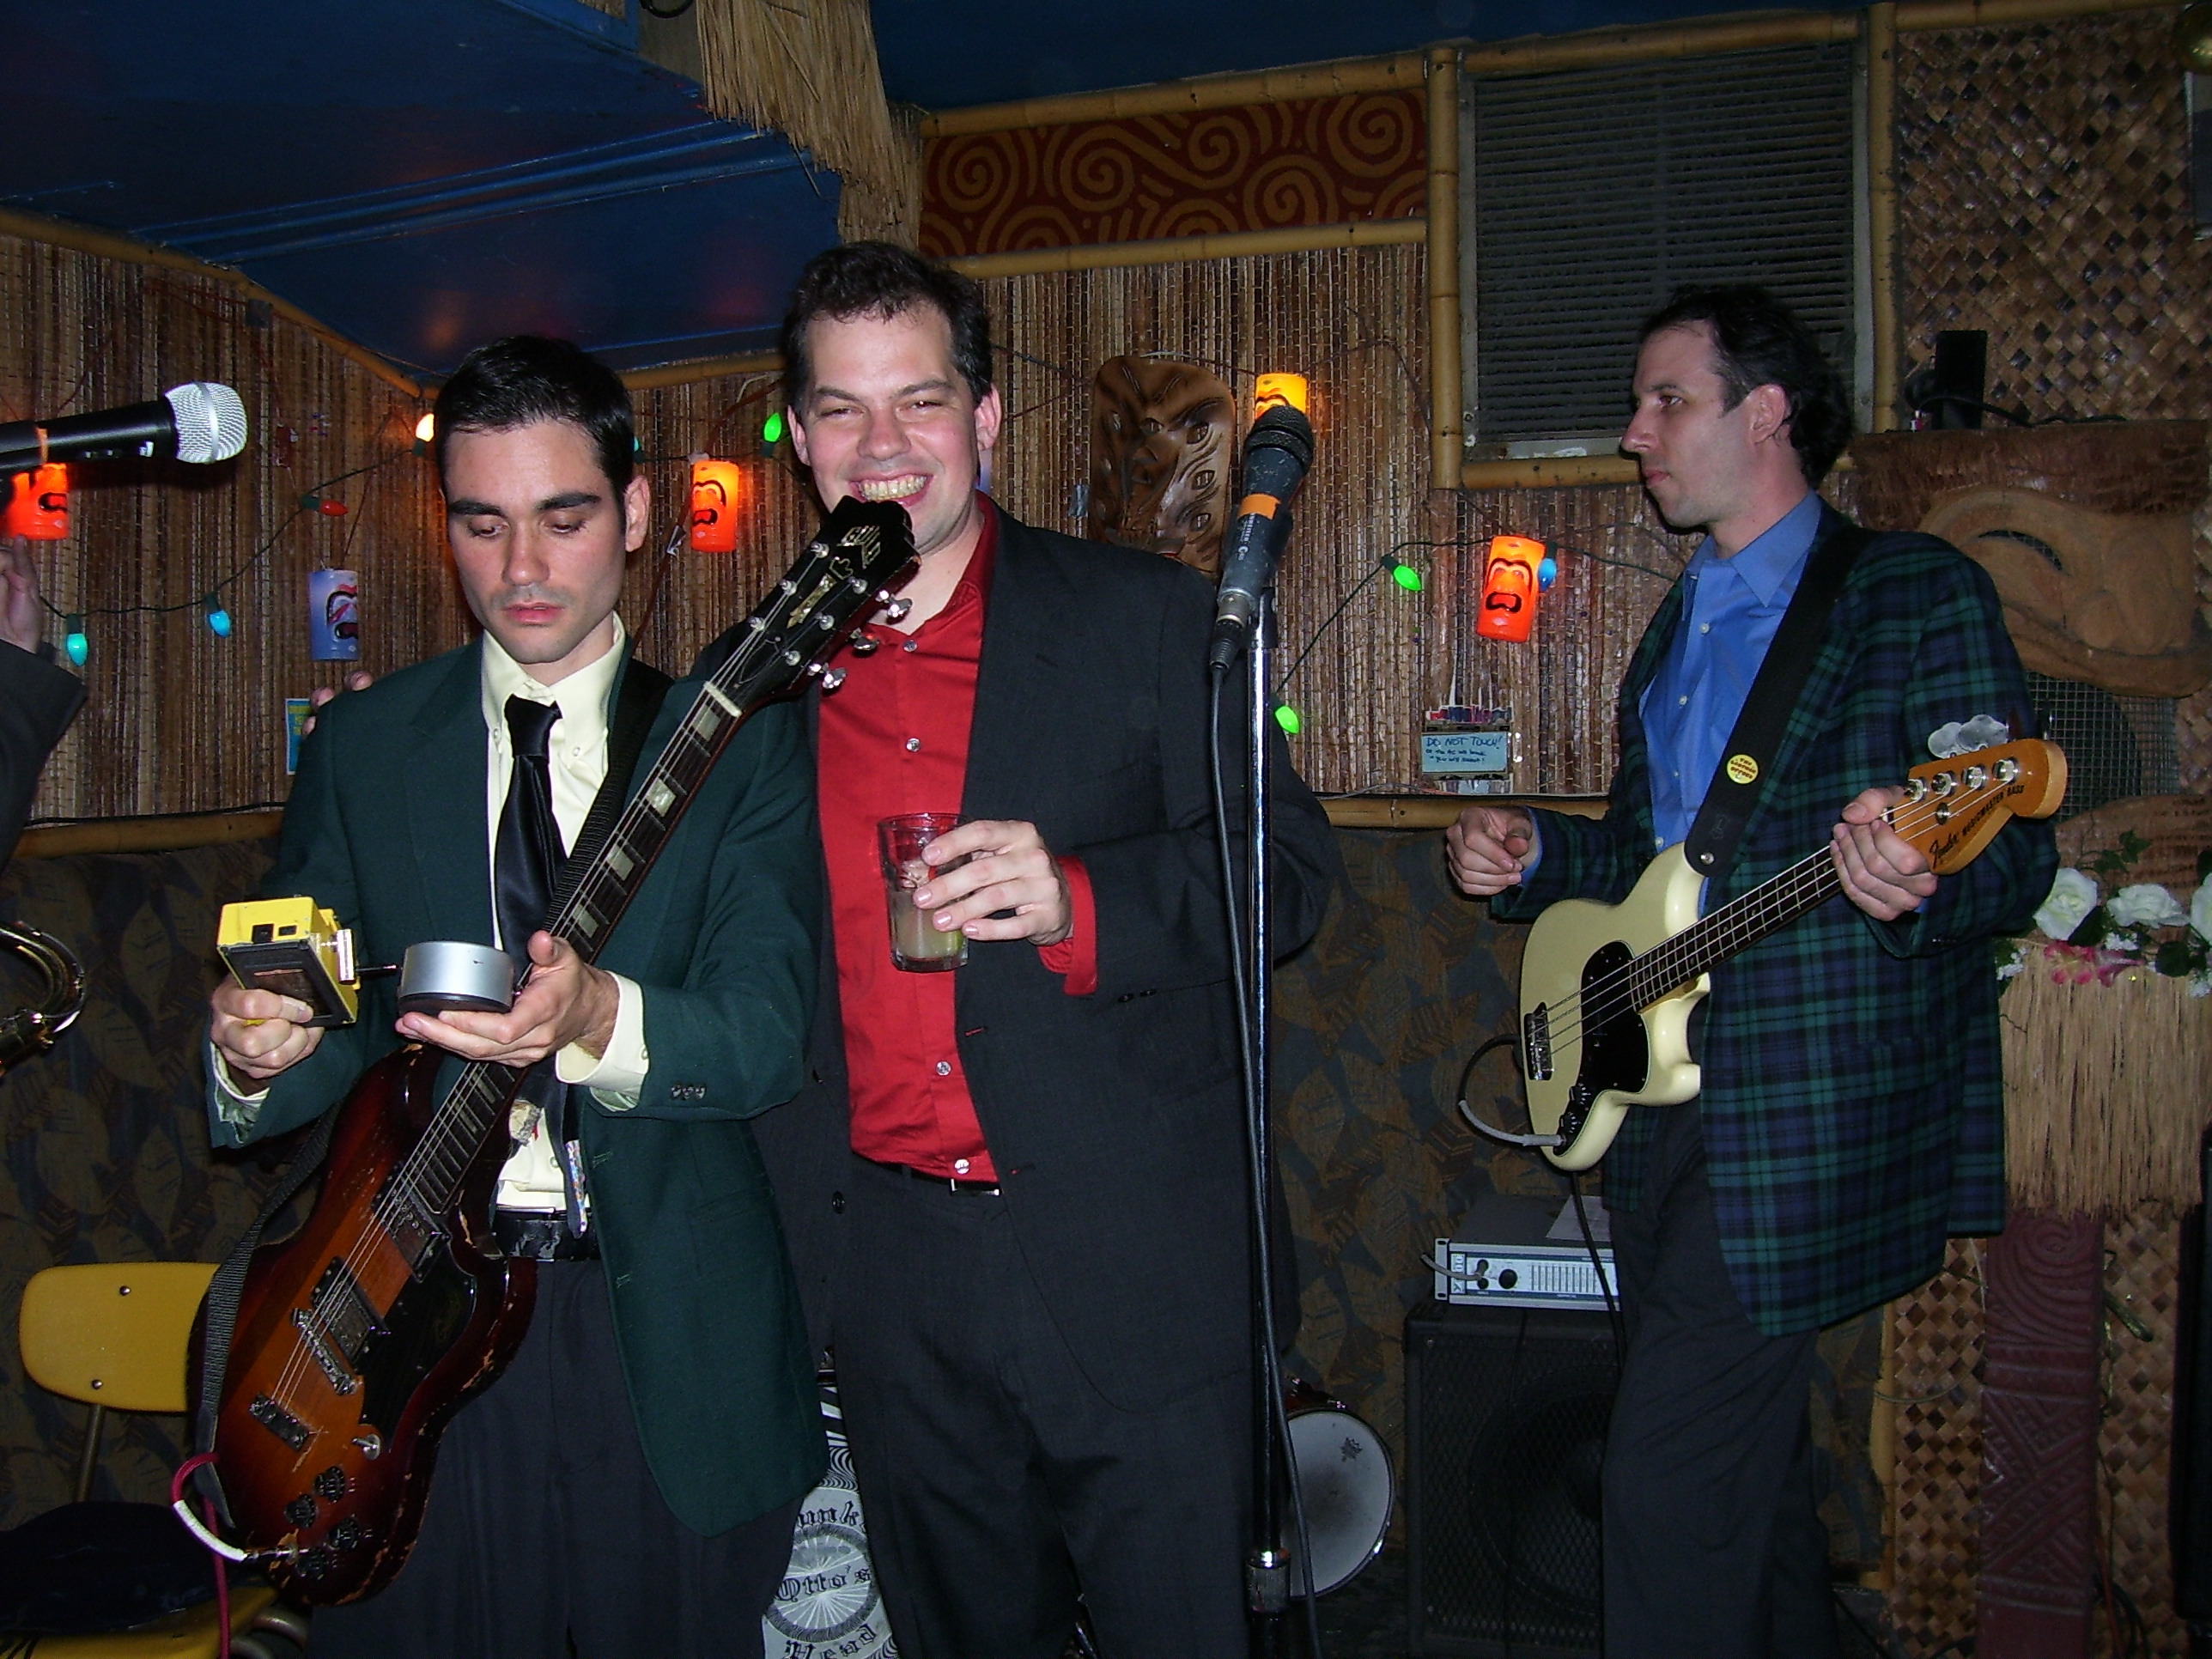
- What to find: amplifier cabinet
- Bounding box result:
[1407,1303,1618,1657]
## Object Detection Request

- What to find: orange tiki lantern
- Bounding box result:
[1253,373,1310,416]
[4,464,69,541]
[1477,535,1545,642]
[689,457,742,553]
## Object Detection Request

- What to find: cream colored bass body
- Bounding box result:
[1516,739,2068,1172]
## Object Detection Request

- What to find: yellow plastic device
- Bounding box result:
[216,896,359,1027]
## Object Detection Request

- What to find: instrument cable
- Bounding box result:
[1207,666,1327,1659]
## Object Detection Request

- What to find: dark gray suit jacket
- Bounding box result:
[749,508,1342,1412]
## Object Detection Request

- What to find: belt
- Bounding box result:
[495,1209,599,1261]
[870,1158,1000,1196]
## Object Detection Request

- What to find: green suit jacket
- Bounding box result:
[206,638,826,1534]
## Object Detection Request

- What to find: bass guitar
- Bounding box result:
[1516,738,2066,1172]
[203,499,916,1603]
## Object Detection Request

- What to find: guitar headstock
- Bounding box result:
[714,498,920,704]
[1896,738,2069,874]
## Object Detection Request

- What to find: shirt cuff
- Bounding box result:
[209,1038,270,1134]
[556,971,647,1106]
[1036,855,1097,996]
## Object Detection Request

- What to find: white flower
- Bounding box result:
[2034,867,2100,941]
[2193,873,2212,944]
[2107,884,2191,930]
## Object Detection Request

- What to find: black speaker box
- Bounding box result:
[1407,1303,1617,1657]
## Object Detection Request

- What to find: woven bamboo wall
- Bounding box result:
[976,244,1711,796]
[1896,4,2212,794]
[0,234,448,823]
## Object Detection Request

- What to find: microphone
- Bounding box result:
[1208,403,1315,672]
[0,383,248,471]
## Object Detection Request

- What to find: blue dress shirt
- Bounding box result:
[1639,491,1824,851]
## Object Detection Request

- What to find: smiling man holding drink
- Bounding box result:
[730,241,1341,1659]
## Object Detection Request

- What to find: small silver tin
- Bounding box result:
[397,940,515,1015]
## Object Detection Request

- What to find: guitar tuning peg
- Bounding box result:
[820,668,847,693]
[848,634,880,657]
[882,597,913,622]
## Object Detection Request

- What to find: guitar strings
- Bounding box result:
[1527,783,1970,1063]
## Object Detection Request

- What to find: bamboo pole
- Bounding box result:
[920,52,1428,137]
[15,810,283,860]
[621,350,783,392]
[1462,11,1860,74]
[1427,46,1464,492]
[0,207,426,399]
[944,220,1426,279]
[1323,794,1607,829]
[1461,456,1643,489]
[1899,0,2172,27]
[1868,2,1901,432]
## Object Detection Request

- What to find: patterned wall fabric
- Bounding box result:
[0,842,284,1521]
[921,91,1426,258]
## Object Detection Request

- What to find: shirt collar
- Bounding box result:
[1686,491,1824,606]
[479,614,627,749]
[947,493,999,617]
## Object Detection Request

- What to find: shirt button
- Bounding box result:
[902,639,919,653]
[934,1060,951,1076]
[906,738,922,753]
[1678,696,1689,706]
[1699,623,1711,634]
[953,1158,969,1174]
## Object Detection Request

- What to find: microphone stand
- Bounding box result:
[1244,582,1285,1656]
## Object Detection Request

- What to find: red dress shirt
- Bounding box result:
[817,498,1097,1179]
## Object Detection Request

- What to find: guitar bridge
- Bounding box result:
[249,1393,312,1450]
[291,1307,360,1395]
[1523,1006,1553,1082]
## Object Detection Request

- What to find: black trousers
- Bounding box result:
[308,1260,799,1659]
[1601,1106,1840,1659]
[832,1155,1252,1659]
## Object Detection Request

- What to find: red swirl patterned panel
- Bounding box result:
[921,90,1425,258]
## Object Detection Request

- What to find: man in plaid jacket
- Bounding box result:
[1448,286,2055,1659]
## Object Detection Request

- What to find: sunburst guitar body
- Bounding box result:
[1517,738,2067,1171]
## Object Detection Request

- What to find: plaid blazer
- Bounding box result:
[1495,506,2056,1334]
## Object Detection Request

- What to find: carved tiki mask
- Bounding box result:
[1088,356,1235,579]
[1854,423,2212,698]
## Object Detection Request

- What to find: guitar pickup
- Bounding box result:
[250,1394,312,1451]
[1524,1006,1554,1081]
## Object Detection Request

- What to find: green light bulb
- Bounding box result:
[763,410,785,445]
[1392,562,1424,592]
[1273,703,1303,736]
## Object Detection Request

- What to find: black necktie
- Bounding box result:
[494,696,564,971]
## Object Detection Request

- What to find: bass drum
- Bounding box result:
[763,1376,899,1658]
[1284,1380,1394,1597]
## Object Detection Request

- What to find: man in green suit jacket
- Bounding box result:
[205,337,823,1658]
[1448,289,2054,1659]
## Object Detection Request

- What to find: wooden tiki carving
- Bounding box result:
[1088,356,1235,579]
[1853,423,2212,698]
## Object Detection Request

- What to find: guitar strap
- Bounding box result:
[191,650,675,1508]
[1680,520,1872,895]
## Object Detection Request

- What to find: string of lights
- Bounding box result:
[32,447,411,663]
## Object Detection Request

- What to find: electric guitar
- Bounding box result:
[1516,738,2067,1172]
[204,499,917,1604]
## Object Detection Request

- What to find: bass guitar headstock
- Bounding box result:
[1898,738,2069,874]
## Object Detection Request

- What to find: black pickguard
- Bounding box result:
[354,1245,480,1437]
[1566,940,1650,1124]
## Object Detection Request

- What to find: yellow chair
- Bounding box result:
[15,1261,307,1658]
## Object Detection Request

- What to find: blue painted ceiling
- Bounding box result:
[0,0,1818,378]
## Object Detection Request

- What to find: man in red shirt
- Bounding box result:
[739,242,1340,1658]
